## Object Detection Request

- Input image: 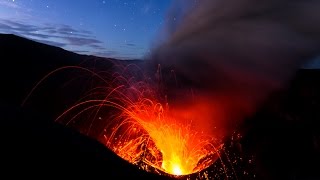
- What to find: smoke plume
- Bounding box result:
[147,0,320,137]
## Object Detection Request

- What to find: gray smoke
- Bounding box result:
[147,0,320,136]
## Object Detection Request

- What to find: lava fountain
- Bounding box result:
[52,63,224,176]
[104,94,223,175]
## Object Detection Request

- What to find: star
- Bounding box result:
[0,0,173,60]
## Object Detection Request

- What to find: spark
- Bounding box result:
[23,63,241,178]
[105,96,223,175]
[54,63,223,176]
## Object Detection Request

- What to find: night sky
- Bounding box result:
[0,0,320,67]
[0,0,171,59]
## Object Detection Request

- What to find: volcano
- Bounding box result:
[1,34,319,179]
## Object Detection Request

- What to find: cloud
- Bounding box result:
[0,19,105,50]
[23,32,54,39]
[64,36,102,46]
[0,22,12,30]
[1,19,38,32]
[89,44,106,50]
[31,38,67,47]
[0,1,21,9]
[58,25,79,34]
[0,19,137,59]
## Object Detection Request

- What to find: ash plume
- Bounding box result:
[147,0,320,136]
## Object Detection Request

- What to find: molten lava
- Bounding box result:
[103,95,222,176]
[53,64,223,176]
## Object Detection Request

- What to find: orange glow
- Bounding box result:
[102,89,223,176]
[51,64,224,176]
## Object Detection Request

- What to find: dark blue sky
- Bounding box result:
[0,0,171,59]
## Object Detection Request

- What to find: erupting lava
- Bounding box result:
[104,96,223,175]
[48,64,224,176]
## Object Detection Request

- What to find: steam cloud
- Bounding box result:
[147,0,320,137]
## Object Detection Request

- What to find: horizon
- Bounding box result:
[0,0,171,60]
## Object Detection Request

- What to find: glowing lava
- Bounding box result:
[53,64,223,176]
[103,94,223,176]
